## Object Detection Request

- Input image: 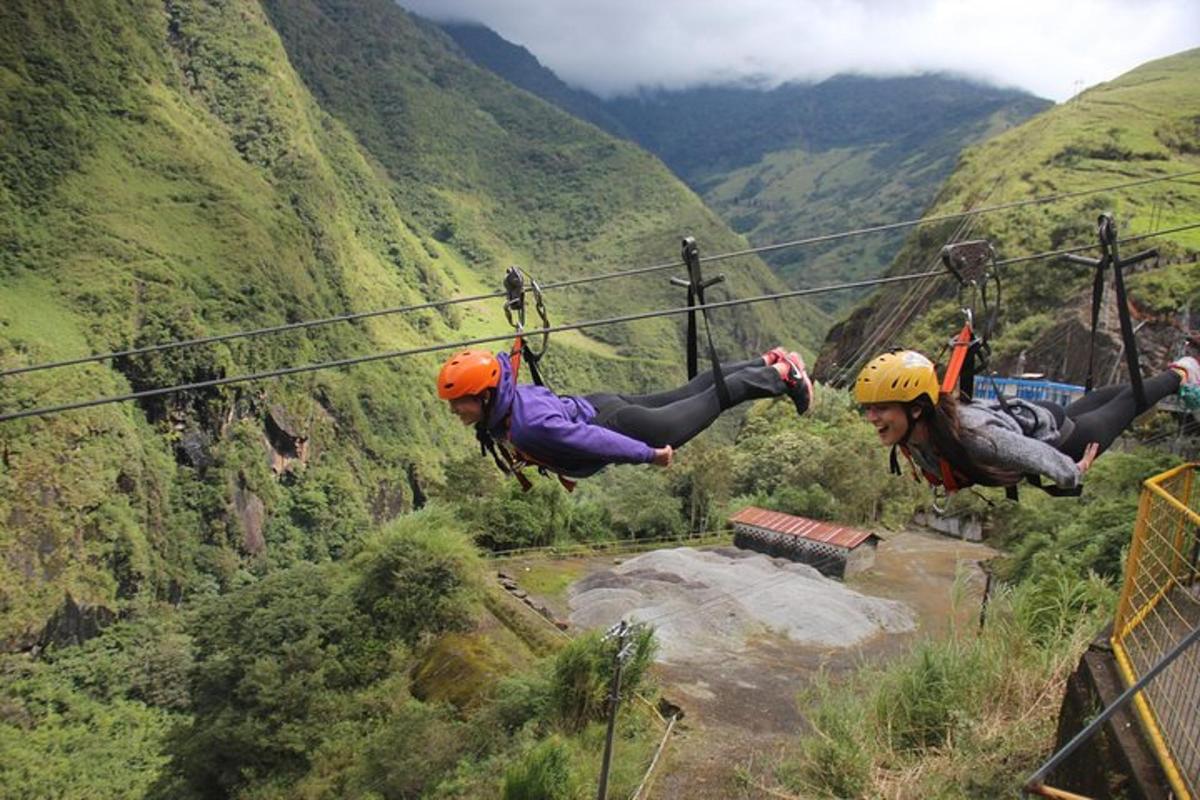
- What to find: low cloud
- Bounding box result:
[399,0,1199,101]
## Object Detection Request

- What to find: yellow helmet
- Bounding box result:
[853,350,939,405]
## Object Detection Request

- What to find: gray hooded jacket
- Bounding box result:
[908,397,1082,489]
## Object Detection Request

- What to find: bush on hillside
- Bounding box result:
[157,510,479,797]
[502,736,576,800]
[778,572,1114,797]
[549,627,657,734]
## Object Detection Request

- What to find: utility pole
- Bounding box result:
[597,621,637,800]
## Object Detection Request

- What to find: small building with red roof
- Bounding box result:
[728,506,879,579]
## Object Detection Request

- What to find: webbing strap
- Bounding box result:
[1102,216,1148,412]
[510,334,546,388]
[1073,215,1156,409]
[941,323,975,397]
[1086,260,1105,392]
[677,237,731,410]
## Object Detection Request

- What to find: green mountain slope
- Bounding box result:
[816,48,1200,387]
[435,22,1050,317]
[0,0,801,645]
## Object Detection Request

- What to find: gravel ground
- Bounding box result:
[568,546,916,663]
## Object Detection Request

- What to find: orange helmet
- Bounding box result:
[436,350,500,400]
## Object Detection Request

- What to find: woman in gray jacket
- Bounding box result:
[852,349,1200,493]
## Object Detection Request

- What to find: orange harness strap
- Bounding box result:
[941,322,974,395]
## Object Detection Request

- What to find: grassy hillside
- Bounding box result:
[0,0,804,646]
[817,48,1200,385]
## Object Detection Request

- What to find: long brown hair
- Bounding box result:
[911,392,1021,487]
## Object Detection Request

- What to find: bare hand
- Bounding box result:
[651,445,674,468]
[1076,442,1101,476]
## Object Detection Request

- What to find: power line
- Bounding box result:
[0,269,944,423]
[5,170,1198,380]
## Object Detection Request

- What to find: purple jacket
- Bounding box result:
[486,352,656,478]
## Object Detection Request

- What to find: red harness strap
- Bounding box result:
[899,444,970,493]
[505,443,577,493]
[510,333,524,378]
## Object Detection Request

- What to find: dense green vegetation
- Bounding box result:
[3,3,1197,797]
[0,0,803,647]
[1,512,662,799]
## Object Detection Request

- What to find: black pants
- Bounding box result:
[1041,370,1182,460]
[584,359,785,449]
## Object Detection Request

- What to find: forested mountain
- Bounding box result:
[816,48,1200,386]
[439,22,1050,315]
[0,0,801,649]
[1,1,809,795]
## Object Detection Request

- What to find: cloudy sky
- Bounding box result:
[397,0,1198,102]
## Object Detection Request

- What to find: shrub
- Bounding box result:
[502,736,575,800]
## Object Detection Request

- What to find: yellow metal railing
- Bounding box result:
[1111,463,1200,800]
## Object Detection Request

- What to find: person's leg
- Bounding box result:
[603,359,763,409]
[1057,370,1182,459]
[594,363,788,448]
[1061,385,1125,417]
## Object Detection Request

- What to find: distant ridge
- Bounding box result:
[438,19,1051,313]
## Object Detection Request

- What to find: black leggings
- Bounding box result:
[1043,370,1182,460]
[584,359,785,449]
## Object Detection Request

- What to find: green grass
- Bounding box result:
[506,559,591,604]
[774,573,1114,799]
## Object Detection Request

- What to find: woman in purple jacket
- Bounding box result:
[437,347,812,479]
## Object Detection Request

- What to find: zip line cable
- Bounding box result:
[4,170,1198,380]
[826,219,1200,387]
[5,221,1200,424]
[828,204,984,387]
[0,270,946,423]
[699,169,1200,265]
[993,220,1200,267]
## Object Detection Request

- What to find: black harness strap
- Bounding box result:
[476,423,532,492]
[1065,214,1157,408]
[673,237,731,409]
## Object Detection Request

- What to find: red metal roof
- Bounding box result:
[728,506,876,550]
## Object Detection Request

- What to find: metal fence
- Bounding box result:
[972,375,1186,413]
[1112,464,1200,799]
[972,376,1087,407]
